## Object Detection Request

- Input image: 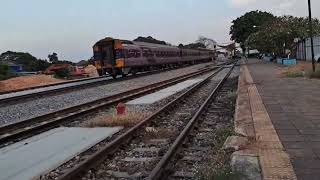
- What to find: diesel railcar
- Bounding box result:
[93,37,214,78]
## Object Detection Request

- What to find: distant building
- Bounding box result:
[2,62,23,73]
[296,36,320,62]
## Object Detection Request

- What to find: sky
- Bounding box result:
[1,0,320,62]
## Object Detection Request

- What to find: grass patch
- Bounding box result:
[144,127,174,139]
[83,111,149,128]
[226,90,237,101]
[284,71,304,78]
[281,62,307,78]
[281,62,320,79]
[195,154,243,180]
[216,129,234,145]
[194,127,245,180]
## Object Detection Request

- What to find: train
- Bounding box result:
[92,37,215,78]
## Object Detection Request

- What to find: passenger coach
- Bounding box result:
[93,37,214,78]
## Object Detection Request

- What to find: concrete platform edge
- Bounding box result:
[231,59,297,180]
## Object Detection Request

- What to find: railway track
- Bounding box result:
[0,63,210,104]
[0,66,220,147]
[150,72,238,180]
[44,62,236,180]
[0,75,110,96]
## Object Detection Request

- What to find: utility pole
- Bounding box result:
[308,0,316,72]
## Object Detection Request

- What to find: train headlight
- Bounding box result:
[116,58,125,68]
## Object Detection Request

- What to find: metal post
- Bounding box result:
[308,0,316,72]
[304,39,307,61]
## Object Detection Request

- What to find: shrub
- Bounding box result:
[54,68,70,79]
[0,64,12,80]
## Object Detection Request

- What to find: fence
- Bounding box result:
[296,36,320,61]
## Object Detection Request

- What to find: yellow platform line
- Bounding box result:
[239,62,297,180]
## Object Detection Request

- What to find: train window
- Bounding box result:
[148,49,153,57]
[136,50,141,58]
[142,49,148,57]
[124,49,129,58]
[93,51,102,60]
[128,49,135,58]
[115,49,124,59]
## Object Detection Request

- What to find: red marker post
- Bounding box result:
[116,103,126,115]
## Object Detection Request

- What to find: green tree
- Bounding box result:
[0,51,51,72]
[48,52,59,63]
[133,36,167,45]
[246,15,320,57]
[178,44,184,48]
[196,36,217,49]
[183,42,206,49]
[33,59,51,71]
[230,10,275,52]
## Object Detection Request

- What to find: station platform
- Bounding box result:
[235,59,320,180]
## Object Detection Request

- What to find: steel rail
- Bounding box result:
[147,63,235,180]
[0,67,217,145]
[56,67,225,180]
[0,62,210,96]
[0,64,204,103]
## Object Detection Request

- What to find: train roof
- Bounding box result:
[130,41,179,50]
[94,37,213,52]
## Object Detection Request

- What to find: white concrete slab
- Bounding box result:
[126,79,202,105]
[0,127,122,180]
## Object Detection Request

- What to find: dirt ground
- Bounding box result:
[0,75,65,93]
[283,61,314,72]
[277,61,319,78]
[0,65,99,93]
[85,65,99,77]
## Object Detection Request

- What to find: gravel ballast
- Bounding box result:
[41,67,231,180]
[0,63,214,126]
